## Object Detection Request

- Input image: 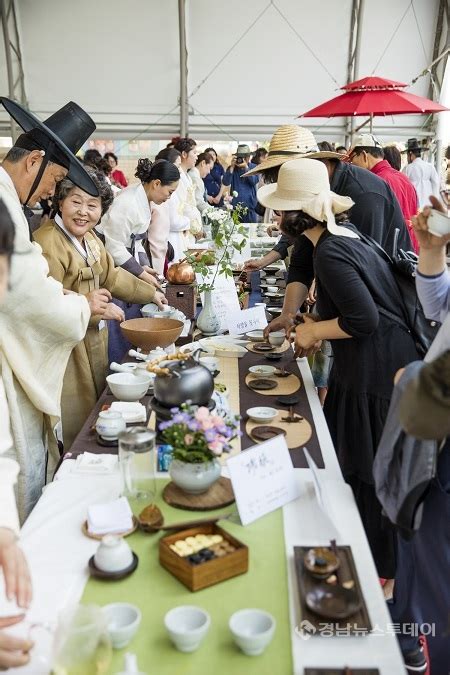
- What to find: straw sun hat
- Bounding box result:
[243,124,344,177]
[257,159,358,238]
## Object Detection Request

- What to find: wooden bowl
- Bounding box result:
[120,317,184,351]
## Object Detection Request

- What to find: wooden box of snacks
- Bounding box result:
[159,524,248,591]
[165,284,197,319]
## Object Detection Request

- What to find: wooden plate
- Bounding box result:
[88,552,139,580]
[305,584,363,620]
[82,517,138,540]
[251,426,287,441]
[248,378,278,391]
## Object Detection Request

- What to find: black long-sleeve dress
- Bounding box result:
[313,226,420,577]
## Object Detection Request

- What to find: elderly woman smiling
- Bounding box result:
[33,167,160,449]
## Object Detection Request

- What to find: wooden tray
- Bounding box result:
[246,411,312,449]
[304,670,379,675]
[245,372,300,396]
[162,477,235,511]
[159,523,248,591]
[294,546,372,634]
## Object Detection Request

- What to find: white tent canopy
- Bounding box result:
[0,0,448,143]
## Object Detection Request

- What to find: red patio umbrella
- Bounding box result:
[300,76,448,132]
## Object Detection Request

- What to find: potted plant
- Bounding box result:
[159,403,241,494]
[187,202,248,336]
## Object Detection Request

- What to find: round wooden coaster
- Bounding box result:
[246,340,291,354]
[162,477,235,511]
[246,411,312,449]
[82,517,138,540]
[245,373,300,396]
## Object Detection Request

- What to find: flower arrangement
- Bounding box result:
[188,201,249,293]
[159,403,241,464]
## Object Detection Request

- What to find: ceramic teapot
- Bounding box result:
[166,260,195,285]
[153,357,214,407]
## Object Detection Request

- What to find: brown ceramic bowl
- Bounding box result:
[120,318,184,352]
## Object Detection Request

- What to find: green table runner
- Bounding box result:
[82,481,292,675]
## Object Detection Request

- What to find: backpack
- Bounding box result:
[373,361,438,539]
[359,231,440,358]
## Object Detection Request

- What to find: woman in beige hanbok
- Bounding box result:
[34,168,159,449]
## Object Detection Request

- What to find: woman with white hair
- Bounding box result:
[258,158,420,581]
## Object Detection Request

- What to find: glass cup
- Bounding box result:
[52,604,112,675]
[118,427,156,515]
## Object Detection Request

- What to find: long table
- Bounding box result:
[6,349,406,674]
[6,273,406,674]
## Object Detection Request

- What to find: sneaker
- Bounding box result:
[403,646,427,673]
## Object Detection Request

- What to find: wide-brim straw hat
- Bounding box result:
[257,158,357,239]
[243,124,344,177]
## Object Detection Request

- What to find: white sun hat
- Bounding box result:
[257,158,358,238]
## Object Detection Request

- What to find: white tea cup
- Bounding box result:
[164,606,210,652]
[229,608,276,656]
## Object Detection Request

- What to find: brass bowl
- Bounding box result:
[120,317,184,351]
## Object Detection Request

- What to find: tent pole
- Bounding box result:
[178,0,188,137]
[370,113,373,133]
[345,0,365,145]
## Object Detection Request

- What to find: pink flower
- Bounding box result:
[208,440,223,456]
[195,407,210,421]
[184,434,194,445]
[210,415,225,427]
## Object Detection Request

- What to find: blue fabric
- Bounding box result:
[223,162,259,223]
[389,444,450,672]
[204,162,224,198]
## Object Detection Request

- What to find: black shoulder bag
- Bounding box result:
[359,231,440,358]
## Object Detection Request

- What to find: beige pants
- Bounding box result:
[1,365,59,523]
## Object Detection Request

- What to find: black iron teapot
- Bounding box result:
[153,357,214,407]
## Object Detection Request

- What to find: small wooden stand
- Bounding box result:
[162,477,235,511]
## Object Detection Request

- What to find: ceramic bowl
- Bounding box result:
[266,285,278,293]
[246,407,278,423]
[106,373,151,402]
[248,365,277,377]
[164,606,210,653]
[268,331,285,347]
[103,603,141,649]
[94,535,133,573]
[141,303,175,319]
[95,410,126,440]
[229,609,276,656]
[120,318,184,351]
[267,306,282,317]
[199,356,219,372]
[265,276,277,284]
[246,330,265,342]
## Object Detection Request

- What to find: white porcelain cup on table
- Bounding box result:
[164,606,210,652]
[268,331,285,347]
[229,608,276,656]
[95,411,126,440]
[102,603,141,649]
[94,535,133,573]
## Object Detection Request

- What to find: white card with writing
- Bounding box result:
[226,436,300,525]
[196,271,240,332]
[226,304,268,335]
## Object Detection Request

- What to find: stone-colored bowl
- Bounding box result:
[120,318,184,352]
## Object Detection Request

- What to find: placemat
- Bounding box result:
[239,349,324,468]
[82,482,292,675]
[246,410,312,449]
[245,372,300,396]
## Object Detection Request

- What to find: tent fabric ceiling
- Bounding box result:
[0,0,446,142]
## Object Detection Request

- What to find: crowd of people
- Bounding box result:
[0,93,449,672]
